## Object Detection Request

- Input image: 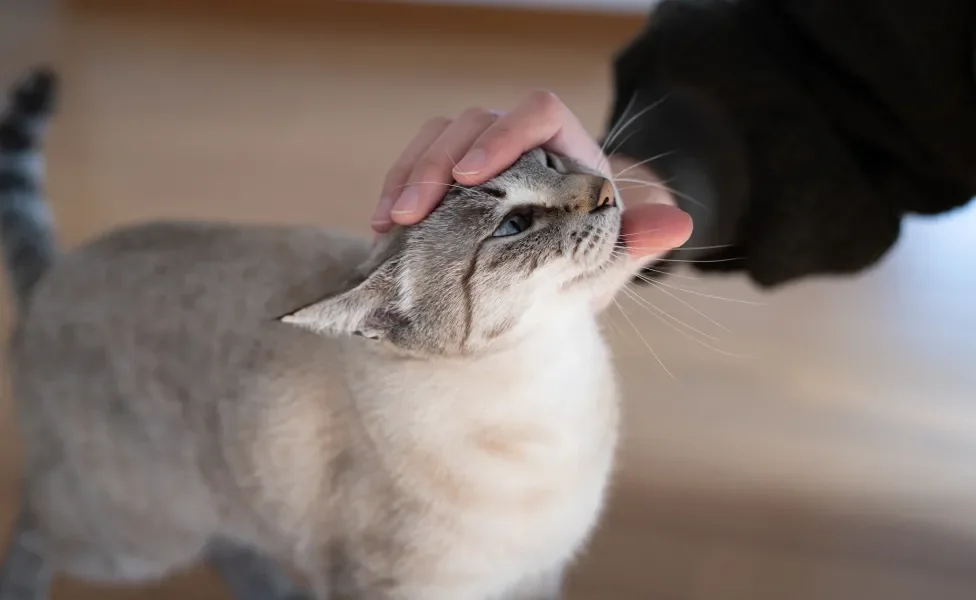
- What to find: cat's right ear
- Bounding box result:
[279,267,403,340]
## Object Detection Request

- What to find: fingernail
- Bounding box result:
[391,188,420,215]
[454,149,486,174]
[371,216,392,230]
[371,199,392,228]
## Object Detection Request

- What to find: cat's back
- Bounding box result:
[29,220,369,323]
[10,219,368,430]
[7,221,368,550]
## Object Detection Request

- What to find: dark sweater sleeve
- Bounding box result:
[608,0,976,288]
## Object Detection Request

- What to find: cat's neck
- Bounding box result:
[340,304,612,416]
[335,303,618,503]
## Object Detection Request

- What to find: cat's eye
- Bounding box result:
[492,212,533,238]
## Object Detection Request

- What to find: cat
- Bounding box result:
[0,67,651,600]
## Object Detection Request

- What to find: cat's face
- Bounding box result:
[285,148,648,356]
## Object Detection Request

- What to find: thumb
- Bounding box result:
[619,203,693,260]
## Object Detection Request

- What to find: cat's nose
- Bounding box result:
[592,179,616,212]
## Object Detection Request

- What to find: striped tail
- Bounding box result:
[0,510,51,600]
[0,67,59,311]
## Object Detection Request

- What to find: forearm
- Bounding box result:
[606,0,976,288]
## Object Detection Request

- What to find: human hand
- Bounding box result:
[371,90,691,258]
[372,90,607,231]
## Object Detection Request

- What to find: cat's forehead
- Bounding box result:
[440,153,567,213]
[404,149,601,242]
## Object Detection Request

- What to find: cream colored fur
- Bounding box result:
[3,147,652,600]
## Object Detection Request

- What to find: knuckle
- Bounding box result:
[382,165,410,189]
[414,154,447,176]
[423,116,453,131]
[527,89,564,116]
[459,106,497,125]
[481,123,514,147]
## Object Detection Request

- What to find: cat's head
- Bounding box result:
[284,148,654,356]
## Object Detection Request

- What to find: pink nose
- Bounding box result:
[594,179,616,210]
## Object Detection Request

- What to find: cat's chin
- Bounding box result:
[557,229,656,312]
[584,250,663,313]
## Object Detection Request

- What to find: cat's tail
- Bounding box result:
[0,509,52,600]
[0,67,59,311]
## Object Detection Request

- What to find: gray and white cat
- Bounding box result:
[0,68,651,600]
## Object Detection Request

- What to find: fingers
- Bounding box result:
[452,90,608,187]
[392,108,500,226]
[375,108,500,230]
[372,116,452,232]
[373,90,607,232]
[619,203,693,260]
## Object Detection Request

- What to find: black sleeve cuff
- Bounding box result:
[605,0,926,289]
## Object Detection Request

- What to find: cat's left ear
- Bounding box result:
[278,267,402,340]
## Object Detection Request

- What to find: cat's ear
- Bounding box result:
[278,268,402,340]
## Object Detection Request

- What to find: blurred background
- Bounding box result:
[1,0,976,598]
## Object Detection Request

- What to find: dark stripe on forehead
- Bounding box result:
[480,186,506,198]
[459,238,487,352]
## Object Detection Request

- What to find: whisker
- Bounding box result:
[601,93,638,155]
[670,244,736,252]
[612,175,679,185]
[618,228,664,238]
[613,297,676,380]
[582,270,625,342]
[620,285,722,342]
[643,279,731,332]
[610,178,707,211]
[611,177,656,185]
[623,253,744,264]
[611,178,676,189]
[606,128,641,161]
[620,286,748,358]
[603,94,669,156]
[639,265,702,281]
[602,308,625,341]
[446,151,461,171]
[612,150,677,179]
[617,238,738,253]
[610,247,679,260]
[616,174,682,188]
[632,273,765,305]
[610,251,723,283]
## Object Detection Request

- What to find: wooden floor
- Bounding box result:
[2,1,976,598]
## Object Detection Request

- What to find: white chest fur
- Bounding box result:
[345,308,620,597]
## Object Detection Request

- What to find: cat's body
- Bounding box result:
[1,69,638,600]
[14,222,617,598]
